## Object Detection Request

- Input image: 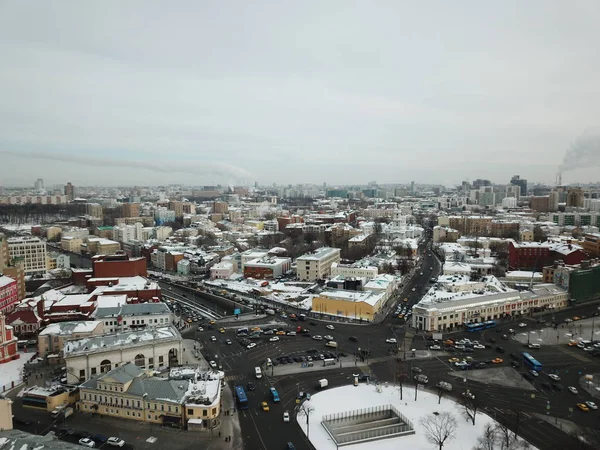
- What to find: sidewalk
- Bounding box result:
[270,357,369,377]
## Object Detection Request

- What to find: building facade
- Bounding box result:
[243,257,291,279]
[0,276,18,314]
[7,236,47,275]
[296,247,341,281]
[0,313,18,364]
[92,303,173,334]
[38,321,105,360]
[64,326,182,384]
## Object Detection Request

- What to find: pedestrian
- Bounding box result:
[219,431,221,437]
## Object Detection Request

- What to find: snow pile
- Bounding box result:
[0,351,29,387]
[298,383,537,450]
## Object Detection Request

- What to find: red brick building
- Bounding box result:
[243,257,292,279]
[0,275,18,314]
[509,241,588,270]
[92,254,147,278]
[0,313,18,364]
[6,308,43,336]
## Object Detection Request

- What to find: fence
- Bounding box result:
[322,404,415,447]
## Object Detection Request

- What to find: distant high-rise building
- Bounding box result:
[566,187,585,208]
[505,184,521,199]
[461,181,471,192]
[410,181,415,193]
[65,182,75,201]
[472,179,491,189]
[34,178,44,191]
[122,202,140,218]
[510,175,527,196]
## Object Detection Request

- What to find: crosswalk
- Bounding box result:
[368,355,394,364]
[224,373,244,382]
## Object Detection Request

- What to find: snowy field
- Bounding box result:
[0,352,29,387]
[298,383,536,450]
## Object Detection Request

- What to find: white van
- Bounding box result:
[266,358,272,367]
[528,343,541,349]
[255,367,262,379]
[325,341,338,348]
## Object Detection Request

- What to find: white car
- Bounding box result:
[585,401,598,410]
[568,386,578,394]
[385,338,397,344]
[209,360,217,369]
[324,335,334,341]
[197,327,204,332]
[473,344,485,349]
[210,336,217,341]
[247,343,257,349]
[519,323,527,328]
[326,325,335,330]
[107,437,125,447]
[287,331,296,336]
[454,344,465,350]
[412,288,416,292]
[529,370,539,377]
[312,335,323,341]
[283,411,290,422]
[548,374,561,382]
[78,438,95,448]
[429,345,441,350]
[455,361,468,368]
[269,336,279,342]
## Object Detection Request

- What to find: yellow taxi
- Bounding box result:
[261,401,270,412]
[491,358,504,364]
[403,297,409,302]
[276,331,286,335]
[448,357,460,363]
[573,316,581,321]
[209,320,216,325]
[444,339,454,346]
[577,403,589,412]
[219,327,225,333]
[568,341,578,347]
[186,318,193,324]
[398,314,404,319]
[251,326,261,332]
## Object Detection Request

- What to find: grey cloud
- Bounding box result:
[559,130,600,173]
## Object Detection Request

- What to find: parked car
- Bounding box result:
[107,437,125,447]
[385,338,397,344]
[78,438,95,448]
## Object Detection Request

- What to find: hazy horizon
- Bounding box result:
[2,1,600,187]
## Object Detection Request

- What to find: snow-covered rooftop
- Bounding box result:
[39,320,102,336]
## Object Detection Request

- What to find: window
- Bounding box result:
[161,404,164,411]
[137,401,140,408]
[202,410,207,417]
[188,408,193,415]
[175,407,179,413]
[168,405,171,412]
[159,356,164,363]
[79,369,85,380]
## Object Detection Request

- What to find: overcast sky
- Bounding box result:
[1,1,600,188]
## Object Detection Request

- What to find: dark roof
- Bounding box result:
[80,362,143,389]
[128,378,189,403]
[94,302,170,318]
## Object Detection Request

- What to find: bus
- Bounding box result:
[270,387,280,403]
[465,320,497,332]
[521,352,542,372]
[234,385,249,410]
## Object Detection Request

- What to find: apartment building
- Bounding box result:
[83,238,121,256]
[122,203,140,218]
[7,236,47,275]
[86,203,104,218]
[296,247,341,281]
[581,233,600,258]
[0,275,18,314]
[61,237,83,254]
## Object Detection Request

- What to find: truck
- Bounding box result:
[316,379,328,389]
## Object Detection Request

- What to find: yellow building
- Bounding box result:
[520,230,534,242]
[61,237,83,254]
[46,226,62,242]
[78,363,222,430]
[312,289,385,322]
[0,397,13,431]
[21,385,78,412]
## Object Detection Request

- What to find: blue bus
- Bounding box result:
[234,385,249,410]
[270,386,280,403]
[521,352,542,371]
[465,320,497,332]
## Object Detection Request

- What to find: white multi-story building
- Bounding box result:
[210,262,234,280]
[330,262,378,280]
[113,223,143,243]
[154,207,176,225]
[296,247,341,281]
[92,302,173,334]
[7,236,47,275]
[411,276,567,332]
[64,325,182,384]
[502,197,518,208]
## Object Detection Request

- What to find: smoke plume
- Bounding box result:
[0,149,252,179]
[559,130,600,173]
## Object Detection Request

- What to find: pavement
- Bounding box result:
[447,366,536,391]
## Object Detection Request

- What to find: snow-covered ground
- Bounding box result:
[298,383,536,450]
[0,352,30,388]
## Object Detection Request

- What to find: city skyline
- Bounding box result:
[2,2,600,186]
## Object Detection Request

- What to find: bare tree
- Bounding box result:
[420,412,458,450]
[296,401,315,439]
[458,393,480,426]
[473,423,497,450]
